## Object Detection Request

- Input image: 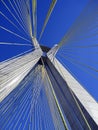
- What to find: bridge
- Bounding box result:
[0,0,98,130]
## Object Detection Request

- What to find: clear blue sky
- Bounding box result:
[0,0,98,101]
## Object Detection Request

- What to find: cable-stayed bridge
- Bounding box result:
[0,0,98,129]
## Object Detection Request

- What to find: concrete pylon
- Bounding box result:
[46,45,98,129]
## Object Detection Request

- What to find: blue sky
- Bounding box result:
[38,0,89,46]
[0,0,98,101]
